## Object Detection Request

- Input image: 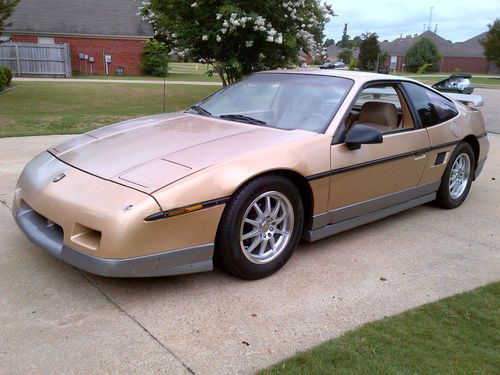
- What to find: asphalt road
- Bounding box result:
[1,92,499,374]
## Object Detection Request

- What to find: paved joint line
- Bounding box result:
[0,199,11,210]
[78,271,196,375]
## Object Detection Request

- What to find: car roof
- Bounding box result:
[259,69,419,85]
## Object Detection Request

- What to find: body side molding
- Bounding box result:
[304,193,436,242]
[306,141,460,182]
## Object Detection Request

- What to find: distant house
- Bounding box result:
[326,45,359,63]
[4,0,154,75]
[379,30,492,73]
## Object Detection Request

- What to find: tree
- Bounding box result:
[140,39,169,76]
[139,0,335,86]
[323,37,335,47]
[358,32,380,71]
[351,35,361,48]
[405,37,440,72]
[480,18,500,67]
[377,50,389,70]
[337,48,352,63]
[336,23,351,48]
[0,0,20,35]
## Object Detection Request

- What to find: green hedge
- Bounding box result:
[0,66,13,91]
[140,40,169,76]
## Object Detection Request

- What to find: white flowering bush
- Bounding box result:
[139,0,334,85]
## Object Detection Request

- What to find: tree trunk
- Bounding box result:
[211,63,227,86]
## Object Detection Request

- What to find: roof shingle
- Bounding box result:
[5,0,153,38]
[379,30,485,58]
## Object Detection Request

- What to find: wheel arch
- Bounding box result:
[462,134,480,179]
[230,169,315,231]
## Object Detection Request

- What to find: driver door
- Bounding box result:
[327,82,431,224]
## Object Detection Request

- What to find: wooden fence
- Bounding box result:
[0,42,71,77]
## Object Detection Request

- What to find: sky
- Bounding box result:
[323,0,499,43]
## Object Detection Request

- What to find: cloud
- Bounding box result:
[324,0,497,42]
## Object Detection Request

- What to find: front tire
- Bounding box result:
[435,142,475,209]
[214,175,304,280]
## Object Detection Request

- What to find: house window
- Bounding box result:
[38,36,55,44]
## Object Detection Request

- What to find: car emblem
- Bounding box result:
[53,173,66,183]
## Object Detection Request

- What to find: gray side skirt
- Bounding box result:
[304,193,436,242]
[304,181,440,242]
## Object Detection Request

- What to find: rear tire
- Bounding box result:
[214,175,304,280]
[435,142,475,209]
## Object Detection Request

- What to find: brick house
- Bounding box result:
[379,30,492,73]
[4,0,154,75]
[326,45,359,63]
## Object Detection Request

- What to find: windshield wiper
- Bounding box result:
[219,114,267,126]
[189,105,212,117]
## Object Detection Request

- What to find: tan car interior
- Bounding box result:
[346,85,415,133]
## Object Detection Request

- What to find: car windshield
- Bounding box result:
[192,73,353,133]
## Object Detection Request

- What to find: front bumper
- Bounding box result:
[13,201,213,277]
[12,151,223,277]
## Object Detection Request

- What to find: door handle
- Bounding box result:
[414,149,427,160]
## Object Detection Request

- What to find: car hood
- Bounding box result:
[50,112,314,193]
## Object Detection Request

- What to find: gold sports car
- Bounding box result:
[13,70,489,279]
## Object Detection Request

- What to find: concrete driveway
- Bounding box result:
[1,102,500,374]
[476,88,500,134]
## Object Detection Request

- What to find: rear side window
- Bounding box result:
[402,82,458,127]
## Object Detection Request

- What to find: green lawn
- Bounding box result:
[73,62,222,82]
[260,282,500,375]
[73,72,222,82]
[0,82,218,137]
[412,76,500,89]
[394,73,500,89]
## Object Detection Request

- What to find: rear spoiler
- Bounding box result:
[446,93,484,107]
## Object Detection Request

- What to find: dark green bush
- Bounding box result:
[140,40,169,76]
[0,66,13,85]
[405,38,440,72]
[0,70,7,92]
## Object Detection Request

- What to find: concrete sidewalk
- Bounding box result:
[13,77,222,86]
[0,132,499,374]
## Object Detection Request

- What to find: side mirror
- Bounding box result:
[345,124,383,150]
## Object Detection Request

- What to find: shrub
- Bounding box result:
[348,57,357,70]
[405,37,440,72]
[416,63,434,74]
[338,48,353,63]
[0,66,12,86]
[0,70,7,92]
[140,40,169,76]
[312,57,324,65]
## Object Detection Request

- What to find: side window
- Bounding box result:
[355,86,401,110]
[402,82,458,127]
[346,85,413,134]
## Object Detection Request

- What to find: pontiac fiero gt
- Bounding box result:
[13,70,489,279]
